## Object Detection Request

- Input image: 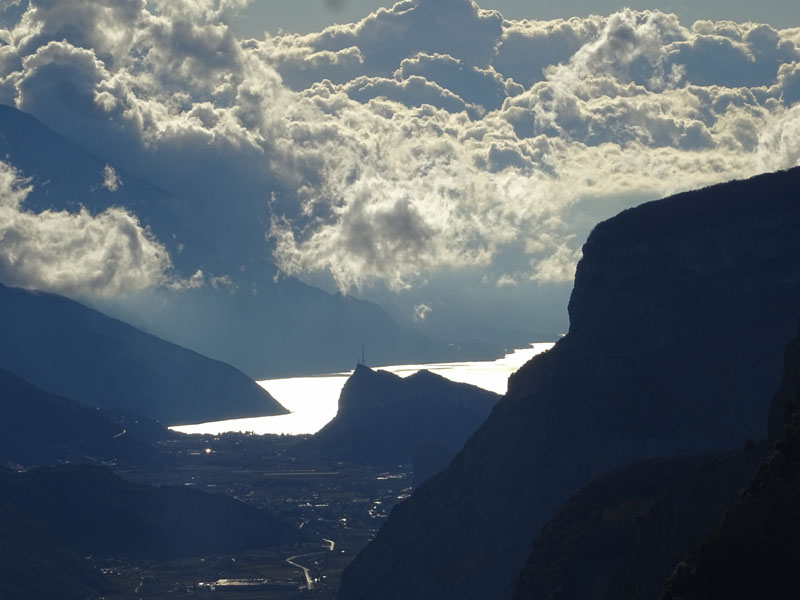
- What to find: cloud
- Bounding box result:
[0,1,797,302]
[529,240,582,284]
[0,161,177,297]
[756,103,800,170]
[395,53,521,112]
[777,61,800,104]
[496,273,517,287]
[414,302,431,321]
[101,164,121,191]
[257,6,799,291]
[493,17,601,87]
[343,73,471,114]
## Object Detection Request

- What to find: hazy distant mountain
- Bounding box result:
[338,167,800,600]
[0,103,478,378]
[312,365,499,466]
[0,281,286,425]
[0,464,302,560]
[125,274,472,378]
[0,103,178,238]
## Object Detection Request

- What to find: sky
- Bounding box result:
[0,0,798,345]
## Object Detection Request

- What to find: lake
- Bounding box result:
[171,342,555,436]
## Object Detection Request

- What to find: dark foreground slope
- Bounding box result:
[311,366,499,466]
[0,498,115,600]
[0,282,286,425]
[0,464,301,560]
[509,445,771,600]
[661,326,800,599]
[512,316,800,600]
[338,167,800,600]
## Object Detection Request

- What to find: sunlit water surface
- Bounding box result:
[171,342,555,436]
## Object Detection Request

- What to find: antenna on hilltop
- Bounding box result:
[361,342,366,367]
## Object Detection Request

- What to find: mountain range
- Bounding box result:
[337,166,800,600]
[0,281,286,425]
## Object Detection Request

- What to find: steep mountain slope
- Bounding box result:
[512,320,800,600]
[311,366,499,465]
[661,325,800,599]
[413,442,457,486]
[0,103,470,378]
[509,445,771,600]
[0,281,286,425]
[337,167,800,600]
[0,464,302,560]
[0,366,134,466]
[0,497,114,600]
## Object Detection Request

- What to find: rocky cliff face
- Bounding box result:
[509,445,770,600]
[337,167,800,600]
[767,324,800,438]
[512,324,800,600]
[661,323,800,600]
[311,366,499,466]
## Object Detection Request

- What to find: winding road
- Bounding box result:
[286,538,336,590]
[286,553,316,590]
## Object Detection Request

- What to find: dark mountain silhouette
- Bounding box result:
[0,497,115,600]
[0,103,487,378]
[0,281,286,425]
[413,441,457,486]
[509,445,771,600]
[311,365,499,466]
[513,306,800,599]
[0,366,148,466]
[0,464,302,560]
[660,325,800,599]
[337,167,800,600]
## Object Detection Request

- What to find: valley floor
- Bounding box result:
[101,432,411,599]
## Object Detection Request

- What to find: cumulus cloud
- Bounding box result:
[0,0,797,300]
[0,161,176,297]
[496,273,517,287]
[101,164,121,191]
[259,5,800,290]
[530,241,583,284]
